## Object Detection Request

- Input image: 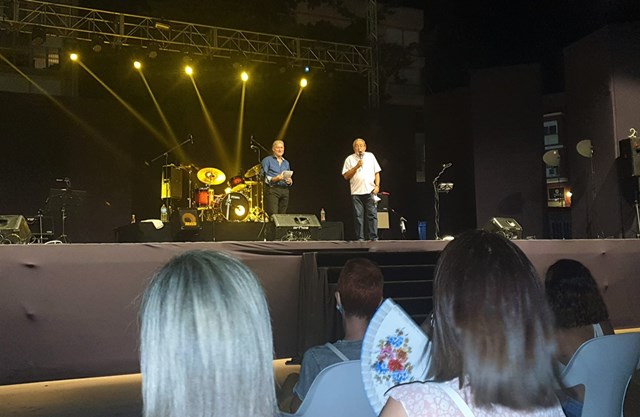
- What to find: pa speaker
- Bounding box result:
[0,215,33,244]
[619,138,640,177]
[271,214,321,241]
[483,217,522,240]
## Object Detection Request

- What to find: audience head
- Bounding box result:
[545,259,609,328]
[429,230,558,409]
[140,250,276,417]
[336,257,384,320]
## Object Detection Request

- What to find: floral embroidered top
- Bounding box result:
[387,379,565,417]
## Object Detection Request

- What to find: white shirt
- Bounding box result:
[342,152,381,195]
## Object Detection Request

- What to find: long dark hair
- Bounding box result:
[545,259,609,328]
[429,230,558,409]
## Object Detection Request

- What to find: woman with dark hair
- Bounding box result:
[545,259,614,364]
[140,250,278,417]
[545,259,614,417]
[380,230,564,417]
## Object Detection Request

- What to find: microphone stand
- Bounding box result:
[389,208,407,239]
[250,136,269,224]
[148,135,194,215]
[433,164,452,240]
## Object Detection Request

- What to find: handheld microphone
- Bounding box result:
[250,145,258,150]
[189,134,194,144]
[443,162,452,169]
[358,152,364,160]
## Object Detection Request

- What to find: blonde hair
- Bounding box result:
[140,250,277,417]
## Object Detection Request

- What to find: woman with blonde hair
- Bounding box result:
[140,250,277,417]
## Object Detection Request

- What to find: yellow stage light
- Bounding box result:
[133,61,142,70]
[69,53,79,61]
[184,65,193,76]
[241,71,249,82]
[300,78,308,88]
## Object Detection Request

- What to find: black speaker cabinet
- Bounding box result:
[619,138,640,177]
[0,214,33,244]
[271,214,321,241]
[483,217,522,240]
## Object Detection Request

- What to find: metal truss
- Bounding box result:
[366,0,380,108]
[0,0,378,103]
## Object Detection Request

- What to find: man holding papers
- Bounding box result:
[261,139,293,217]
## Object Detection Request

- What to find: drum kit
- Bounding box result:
[192,164,266,222]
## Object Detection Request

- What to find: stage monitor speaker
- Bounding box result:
[271,214,321,241]
[175,208,200,230]
[0,214,33,244]
[619,138,640,177]
[483,217,522,240]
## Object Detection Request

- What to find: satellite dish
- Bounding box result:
[576,140,593,158]
[543,150,560,166]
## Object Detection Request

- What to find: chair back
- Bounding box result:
[283,360,376,417]
[560,332,640,417]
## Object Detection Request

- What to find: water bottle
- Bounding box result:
[160,204,168,222]
[320,208,326,222]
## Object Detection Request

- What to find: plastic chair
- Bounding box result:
[560,332,640,417]
[281,360,376,417]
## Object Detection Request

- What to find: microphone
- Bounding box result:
[250,135,255,144]
[189,134,194,144]
[250,145,258,150]
[358,152,364,160]
[400,216,407,222]
[442,162,452,169]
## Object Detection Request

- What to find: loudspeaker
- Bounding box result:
[0,215,33,244]
[174,208,200,230]
[271,214,321,241]
[483,217,522,240]
[161,165,184,199]
[619,138,640,177]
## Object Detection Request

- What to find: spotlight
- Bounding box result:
[241,71,249,82]
[133,60,142,69]
[69,53,79,61]
[300,78,308,88]
[154,21,171,31]
[91,36,104,53]
[304,66,310,73]
[184,65,193,76]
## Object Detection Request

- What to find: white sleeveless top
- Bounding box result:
[387,379,565,417]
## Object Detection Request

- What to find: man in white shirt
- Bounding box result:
[342,138,382,241]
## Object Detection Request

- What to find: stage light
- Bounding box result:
[154,21,171,31]
[304,66,310,73]
[300,78,308,88]
[133,60,142,70]
[241,71,249,82]
[69,53,79,61]
[91,36,104,53]
[184,65,193,76]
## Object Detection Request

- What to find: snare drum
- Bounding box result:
[228,176,246,192]
[217,192,249,221]
[195,188,215,208]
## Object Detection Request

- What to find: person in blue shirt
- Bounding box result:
[261,140,293,217]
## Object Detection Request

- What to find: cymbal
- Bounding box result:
[197,167,226,185]
[244,164,261,178]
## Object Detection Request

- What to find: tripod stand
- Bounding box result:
[46,181,86,243]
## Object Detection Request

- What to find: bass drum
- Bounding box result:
[217,192,250,221]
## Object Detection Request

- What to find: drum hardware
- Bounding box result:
[244,164,261,178]
[197,167,226,186]
[228,175,246,193]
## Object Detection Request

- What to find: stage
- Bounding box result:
[1,238,639,386]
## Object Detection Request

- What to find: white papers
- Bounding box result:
[282,170,293,179]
